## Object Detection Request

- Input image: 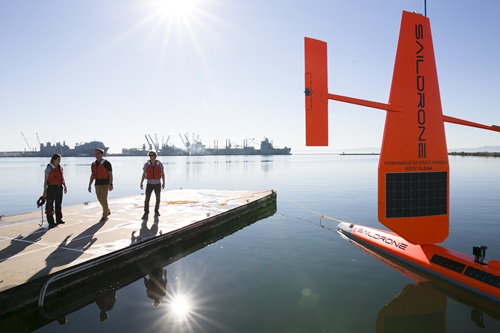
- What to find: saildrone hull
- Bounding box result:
[337,222,500,304]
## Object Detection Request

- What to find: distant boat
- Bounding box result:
[39,141,109,157]
[204,138,291,156]
[121,137,292,156]
[172,138,292,156]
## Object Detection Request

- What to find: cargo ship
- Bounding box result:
[205,138,291,156]
[39,141,109,157]
[122,136,291,156]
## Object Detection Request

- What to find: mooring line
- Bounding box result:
[279,194,352,233]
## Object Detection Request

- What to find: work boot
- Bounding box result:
[155,211,160,217]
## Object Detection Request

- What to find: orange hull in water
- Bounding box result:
[337,222,500,304]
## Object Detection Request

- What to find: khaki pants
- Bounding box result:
[95,185,110,218]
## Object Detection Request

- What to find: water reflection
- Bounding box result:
[377,282,446,333]
[95,290,116,321]
[144,268,167,307]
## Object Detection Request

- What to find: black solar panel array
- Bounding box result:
[386,171,447,218]
[431,254,500,290]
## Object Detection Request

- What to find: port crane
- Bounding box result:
[21,132,34,154]
[154,134,160,151]
[144,135,153,150]
[36,133,41,148]
[179,133,191,150]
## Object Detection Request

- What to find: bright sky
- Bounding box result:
[1,0,499,154]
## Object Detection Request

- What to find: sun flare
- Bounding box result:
[156,0,200,19]
[170,294,191,318]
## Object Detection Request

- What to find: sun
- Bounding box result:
[155,0,200,19]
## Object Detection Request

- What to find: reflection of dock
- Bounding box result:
[0,189,276,320]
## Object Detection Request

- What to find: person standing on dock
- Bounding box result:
[88,148,113,222]
[43,154,67,229]
[140,150,165,219]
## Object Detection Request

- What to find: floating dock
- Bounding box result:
[0,189,276,321]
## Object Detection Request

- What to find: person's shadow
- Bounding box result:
[0,227,48,265]
[144,267,167,307]
[28,222,105,281]
[130,216,160,244]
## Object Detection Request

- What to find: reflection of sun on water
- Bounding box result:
[170,294,191,319]
[155,281,234,332]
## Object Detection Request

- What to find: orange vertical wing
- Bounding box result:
[304,11,499,245]
[304,37,329,146]
[378,11,449,244]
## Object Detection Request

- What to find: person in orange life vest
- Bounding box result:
[43,154,68,229]
[140,150,165,219]
[88,148,113,222]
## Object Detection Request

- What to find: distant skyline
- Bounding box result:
[1,0,499,154]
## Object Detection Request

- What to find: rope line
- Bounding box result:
[279,194,352,233]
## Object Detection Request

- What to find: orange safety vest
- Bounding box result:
[47,164,65,185]
[92,159,110,180]
[145,161,162,180]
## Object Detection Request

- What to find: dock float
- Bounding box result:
[0,189,276,321]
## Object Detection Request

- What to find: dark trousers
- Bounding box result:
[46,185,63,225]
[144,183,161,214]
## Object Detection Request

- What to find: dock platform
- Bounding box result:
[0,189,276,320]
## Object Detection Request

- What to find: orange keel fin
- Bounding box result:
[304,37,329,146]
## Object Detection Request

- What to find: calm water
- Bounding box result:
[1,154,500,332]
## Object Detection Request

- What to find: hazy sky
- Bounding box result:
[1,0,499,154]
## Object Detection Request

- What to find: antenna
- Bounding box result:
[424,0,427,17]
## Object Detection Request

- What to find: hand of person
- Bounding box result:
[162,183,165,190]
[140,183,143,190]
[88,185,92,193]
[64,186,68,194]
[109,184,114,191]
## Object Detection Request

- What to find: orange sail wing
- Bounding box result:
[378,11,449,244]
[304,11,499,245]
[304,38,329,146]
